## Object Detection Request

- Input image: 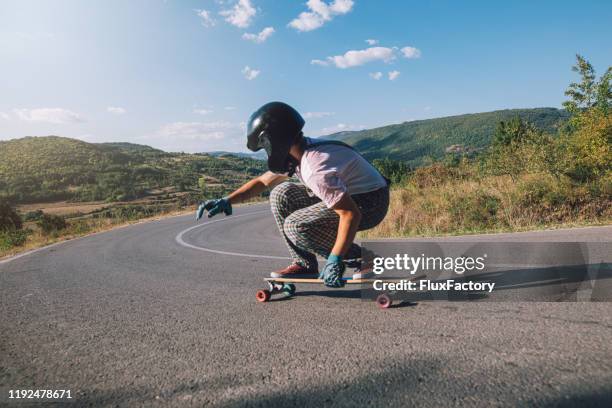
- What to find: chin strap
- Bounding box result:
[285,156,299,177]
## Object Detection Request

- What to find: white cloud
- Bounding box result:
[157,121,240,141]
[325,46,395,69]
[193,108,213,115]
[388,70,400,80]
[289,12,325,32]
[310,59,329,66]
[289,0,354,32]
[242,26,275,43]
[0,112,9,120]
[107,106,126,115]
[220,0,256,28]
[318,123,365,135]
[314,44,421,69]
[144,120,246,152]
[13,108,84,124]
[195,9,216,27]
[401,46,421,59]
[369,72,382,80]
[365,39,378,45]
[304,111,334,119]
[224,106,236,110]
[242,65,260,80]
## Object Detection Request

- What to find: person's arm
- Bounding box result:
[196,171,288,220]
[320,193,362,287]
[329,193,362,257]
[227,171,287,204]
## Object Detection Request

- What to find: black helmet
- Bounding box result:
[246,102,305,174]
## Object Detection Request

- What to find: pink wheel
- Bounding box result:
[256,289,271,302]
[376,294,392,309]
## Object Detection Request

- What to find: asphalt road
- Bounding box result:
[1,203,611,407]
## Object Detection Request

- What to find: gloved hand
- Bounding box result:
[320,254,346,288]
[196,197,232,220]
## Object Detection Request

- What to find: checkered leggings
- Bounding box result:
[269,182,389,271]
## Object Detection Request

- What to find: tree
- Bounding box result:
[485,118,559,180]
[493,117,539,146]
[0,200,22,231]
[198,176,207,196]
[372,158,411,184]
[561,108,611,181]
[563,54,612,117]
[560,55,612,181]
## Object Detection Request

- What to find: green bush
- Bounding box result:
[517,176,568,208]
[372,158,412,184]
[37,213,67,235]
[449,191,501,229]
[23,209,44,222]
[482,121,560,180]
[69,220,92,235]
[0,200,22,231]
[0,229,29,250]
[559,109,611,182]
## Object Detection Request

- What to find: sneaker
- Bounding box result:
[270,263,318,279]
[352,261,374,280]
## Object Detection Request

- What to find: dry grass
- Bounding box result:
[15,190,195,217]
[17,201,109,216]
[363,172,612,238]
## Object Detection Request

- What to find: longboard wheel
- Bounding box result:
[256,289,271,302]
[376,294,392,309]
[283,283,296,296]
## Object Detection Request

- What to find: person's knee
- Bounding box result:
[283,215,312,244]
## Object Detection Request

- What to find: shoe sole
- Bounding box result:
[352,271,375,280]
[270,272,319,279]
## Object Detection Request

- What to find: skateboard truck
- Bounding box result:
[255,280,296,302]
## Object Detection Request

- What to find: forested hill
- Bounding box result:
[326,108,570,165]
[0,108,570,203]
[0,136,266,204]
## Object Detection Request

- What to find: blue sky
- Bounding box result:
[1,0,610,152]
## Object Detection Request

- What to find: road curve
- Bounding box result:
[1,203,611,407]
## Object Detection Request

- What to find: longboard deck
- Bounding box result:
[258,274,427,307]
[264,274,425,284]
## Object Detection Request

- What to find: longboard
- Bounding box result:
[264,277,382,284]
[257,274,426,309]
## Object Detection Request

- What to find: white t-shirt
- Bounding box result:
[294,138,387,208]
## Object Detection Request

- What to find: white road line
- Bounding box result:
[175,211,290,260]
[0,240,67,266]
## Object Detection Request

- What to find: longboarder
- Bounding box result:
[196,102,390,288]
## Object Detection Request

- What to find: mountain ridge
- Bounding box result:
[323,107,569,165]
[0,107,570,203]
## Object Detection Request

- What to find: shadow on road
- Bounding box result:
[72,359,612,407]
[371,262,612,303]
[542,389,612,407]
[294,289,362,299]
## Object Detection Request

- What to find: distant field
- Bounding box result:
[17,192,191,217]
[18,201,108,216]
